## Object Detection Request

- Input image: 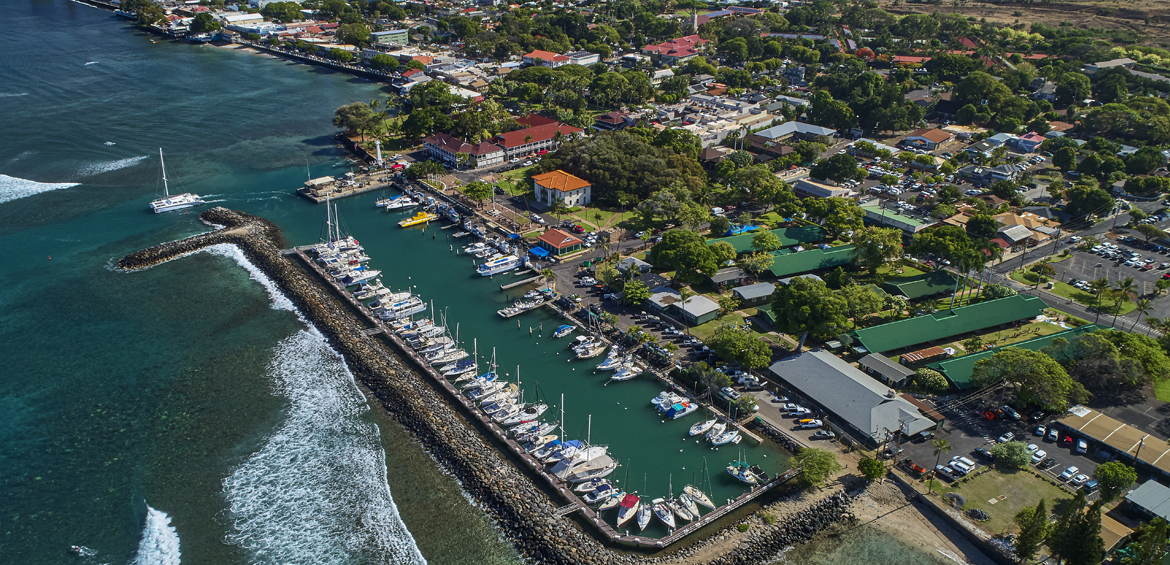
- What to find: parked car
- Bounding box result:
[799,419,823,429]
[1047,428,1060,442]
[1084,479,1100,493]
[1072,474,1090,486]
[812,430,836,440]
[1060,466,1079,481]
[1035,425,1047,436]
[1031,450,1047,464]
[974,447,994,460]
[998,432,1015,443]
[1076,439,1089,454]
[1002,406,1021,420]
[720,387,740,401]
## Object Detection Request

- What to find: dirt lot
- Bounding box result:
[879,0,1170,47]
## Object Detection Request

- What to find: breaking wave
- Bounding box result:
[222,329,426,564]
[200,244,294,312]
[134,505,181,565]
[0,174,79,204]
[0,92,28,97]
[77,155,150,177]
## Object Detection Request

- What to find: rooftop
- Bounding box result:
[1126,481,1170,520]
[881,271,959,300]
[1061,405,1170,476]
[707,225,828,254]
[848,295,1048,354]
[931,325,1105,388]
[733,282,775,300]
[768,350,934,440]
[538,228,583,249]
[533,170,590,192]
[907,128,952,143]
[767,244,855,278]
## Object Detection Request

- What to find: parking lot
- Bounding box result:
[899,398,1101,497]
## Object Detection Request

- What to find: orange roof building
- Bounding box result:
[537,228,584,256]
[533,170,592,208]
[523,50,570,67]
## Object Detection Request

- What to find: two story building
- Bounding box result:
[533,170,592,208]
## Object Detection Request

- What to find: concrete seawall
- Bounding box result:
[119,207,859,564]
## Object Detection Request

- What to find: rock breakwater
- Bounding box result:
[119,208,858,564]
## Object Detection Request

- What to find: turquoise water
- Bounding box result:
[2,2,952,563]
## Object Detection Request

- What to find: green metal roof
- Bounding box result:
[708,225,828,254]
[881,271,959,300]
[767,244,856,278]
[847,295,1049,354]
[928,324,1106,389]
[860,203,930,227]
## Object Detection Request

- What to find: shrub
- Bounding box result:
[761,512,778,525]
[737,523,751,532]
[992,441,1031,470]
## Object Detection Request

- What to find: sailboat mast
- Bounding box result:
[587,414,591,446]
[559,393,565,437]
[159,148,170,198]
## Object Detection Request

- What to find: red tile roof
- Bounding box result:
[642,34,708,57]
[908,128,952,143]
[491,121,581,148]
[524,50,570,63]
[533,170,590,192]
[538,229,583,249]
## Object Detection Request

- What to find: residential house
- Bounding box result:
[1013,132,1046,153]
[677,295,720,326]
[793,178,854,199]
[708,267,749,290]
[733,282,775,307]
[903,128,952,150]
[593,111,632,131]
[532,170,592,207]
[651,68,675,86]
[1032,80,1057,101]
[747,121,836,147]
[1085,58,1136,75]
[617,257,652,276]
[523,50,570,67]
[566,51,599,66]
[536,228,583,256]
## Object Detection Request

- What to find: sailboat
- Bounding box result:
[636,474,652,532]
[689,419,717,437]
[652,498,676,529]
[726,448,758,485]
[667,475,694,522]
[149,148,205,213]
[683,484,716,511]
[616,493,641,529]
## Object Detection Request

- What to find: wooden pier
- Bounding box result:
[500,275,543,291]
[497,302,548,319]
[288,247,794,549]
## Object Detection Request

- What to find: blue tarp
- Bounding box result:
[509,233,521,239]
[725,224,760,236]
[529,247,550,257]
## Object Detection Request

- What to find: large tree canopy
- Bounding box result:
[971,347,1087,410]
[770,276,849,340]
[535,131,705,204]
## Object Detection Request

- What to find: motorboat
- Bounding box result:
[353,280,387,300]
[515,423,556,443]
[552,324,575,338]
[652,499,676,529]
[440,359,477,377]
[574,478,609,494]
[551,446,608,479]
[399,211,438,227]
[596,351,625,371]
[341,268,382,287]
[384,196,417,210]
[148,149,206,213]
[477,254,522,276]
[598,492,625,512]
[683,485,716,510]
[689,419,717,437]
[391,318,432,333]
[653,391,688,412]
[705,422,727,441]
[542,439,582,464]
[664,401,698,420]
[466,381,505,401]
[583,483,618,505]
[428,349,468,365]
[369,291,413,309]
[568,336,592,350]
[373,297,426,320]
[611,363,642,382]
[711,430,741,446]
[532,439,566,460]
[417,337,453,354]
[616,494,641,528]
[523,435,558,453]
[461,372,498,390]
[575,342,607,359]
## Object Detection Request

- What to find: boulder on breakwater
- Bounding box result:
[118,207,858,564]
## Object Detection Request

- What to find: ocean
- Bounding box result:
[0,2,956,564]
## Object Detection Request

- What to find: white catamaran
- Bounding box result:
[149,148,205,213]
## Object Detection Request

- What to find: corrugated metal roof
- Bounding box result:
[707,225,828,254]
[767,245,855,278]
[1126,481,1170,520]
[849,295,1048,354]
[733,282,775,300]
[1060,406,1170,476]
[881,271,958,299]
[929,325,1104,388]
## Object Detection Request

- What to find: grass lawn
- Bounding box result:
[854,262,929,286]
[1154,379,1170,402]
[689,313,769,342]
[946,321,1067,356]
[570,206,622,231]
[1009,271,1137,315]
[932,470,1072,535]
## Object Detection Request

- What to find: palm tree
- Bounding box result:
[1132,298,1154,332]
[928,438,952,493]
[540,267,556,289]
[1113,277,1136,326]
[1088,278,1110,322]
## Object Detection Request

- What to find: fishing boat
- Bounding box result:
[477,254,522,276]
[711,429,741,446]
[398,211,438,227]
[611,363,642,382]
[598,492,625,512]
[727,458,757,485]
[652,498,676,529]
[148,149,206,213]
[689,419,717,437]
[616,494,641,528]
[552,324,576,338]
[596,351,625,371]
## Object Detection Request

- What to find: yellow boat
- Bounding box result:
[398,211,439,227]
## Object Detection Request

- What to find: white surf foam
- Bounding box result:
[77,154,149,177]
[85,61,99,65]
[0,92,28,97]
[200,244,294,312]
[134,505,181,565]
[223,329,426,564]
[0,174,79,204]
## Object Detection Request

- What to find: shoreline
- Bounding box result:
[117,207,862,564]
